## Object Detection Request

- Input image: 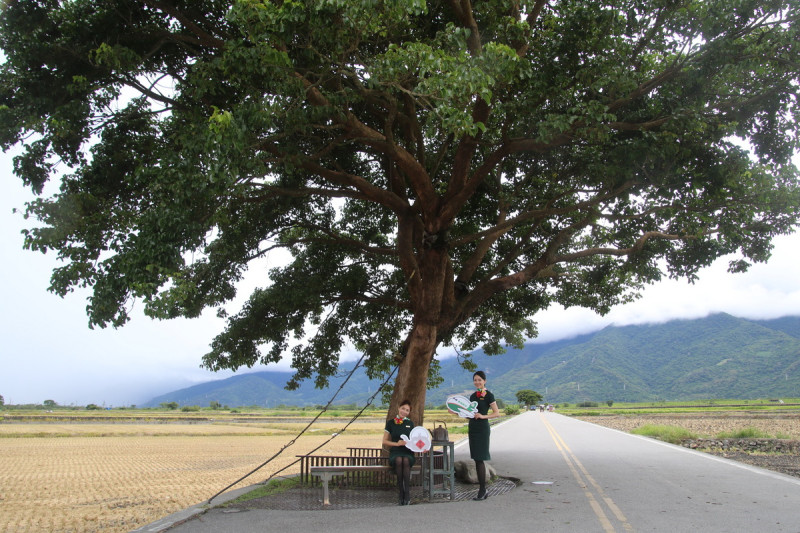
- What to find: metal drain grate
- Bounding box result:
[450,478,517,502]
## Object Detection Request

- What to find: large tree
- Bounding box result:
[515,389,543,408]
[2,0,799,424]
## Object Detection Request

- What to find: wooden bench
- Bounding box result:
[310,463,422,505]
[347,447,385,458]
[297,453,390,486]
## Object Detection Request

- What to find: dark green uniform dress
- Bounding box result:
[468,389,495,461]
[384,417,416,467]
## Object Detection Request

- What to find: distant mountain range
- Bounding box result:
[143,313,800,407]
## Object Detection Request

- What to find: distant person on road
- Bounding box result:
[383,399,416,505]
[450,370,500,501]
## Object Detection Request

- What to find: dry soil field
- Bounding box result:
[577,411,800,439]
[0,419,389,533]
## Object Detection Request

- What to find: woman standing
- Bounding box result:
[467,370,500,500]
[382,399,416,505]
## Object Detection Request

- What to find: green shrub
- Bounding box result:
[225,477,301,505]
[716,427,771,439]
[504,405,520,415]
[631,424,697,444]
[181,405,200,412]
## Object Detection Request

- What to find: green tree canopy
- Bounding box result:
[515,389,543,407]
[2,0,798,423]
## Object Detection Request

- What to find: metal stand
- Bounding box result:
[422,440,455,501]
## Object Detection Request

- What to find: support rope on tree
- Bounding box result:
[207,351,399,504]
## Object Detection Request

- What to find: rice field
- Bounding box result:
[0,419,388,533]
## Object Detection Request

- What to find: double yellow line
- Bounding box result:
[541,416,634,533]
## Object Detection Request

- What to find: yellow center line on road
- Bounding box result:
[541,415,634,533]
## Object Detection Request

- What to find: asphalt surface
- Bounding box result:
[135,411,800,533]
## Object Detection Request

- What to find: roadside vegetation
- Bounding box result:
[715,427,792,440]
[222,477,302,506]
[627,424,796,444]
[630,425,698,444]
[555,398,800,417]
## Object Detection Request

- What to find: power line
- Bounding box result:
[207,351,398,504]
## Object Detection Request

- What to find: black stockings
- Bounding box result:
[395,457,411,505]
[475,460,487,499]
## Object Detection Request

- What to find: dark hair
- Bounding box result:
[473,370,487,380]
[399,399,412,407]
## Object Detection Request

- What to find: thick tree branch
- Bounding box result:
[286,225,398,257]
[554,230,697,262]
[323,294,411,310]
[243,184,367,202]
[397,214,423,306]
[454,227,685,326]
[454,0,482,56]
[442,0,492,228]
[118,75,182,109]
[456,201,509,286]
[296,73,439,218]
[513,0,549,57]
[254,136,411,214]
[142,0,226,49]
[299,160,412,214]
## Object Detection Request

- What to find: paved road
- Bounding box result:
[147,411,800,532]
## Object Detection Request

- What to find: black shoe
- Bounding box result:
[473,488,488,501]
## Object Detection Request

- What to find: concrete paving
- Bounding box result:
[135,411,800,533]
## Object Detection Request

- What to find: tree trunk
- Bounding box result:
[387,321,438,426]
[387,243,453,426]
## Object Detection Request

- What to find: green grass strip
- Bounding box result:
[631,424,697,444]
[222,477,302,505]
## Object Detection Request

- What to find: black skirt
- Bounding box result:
[468,418,491,461]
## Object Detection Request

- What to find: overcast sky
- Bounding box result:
[2,148,800,407]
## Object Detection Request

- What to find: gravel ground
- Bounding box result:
[704,451,800,478]
[577,412,800,479]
